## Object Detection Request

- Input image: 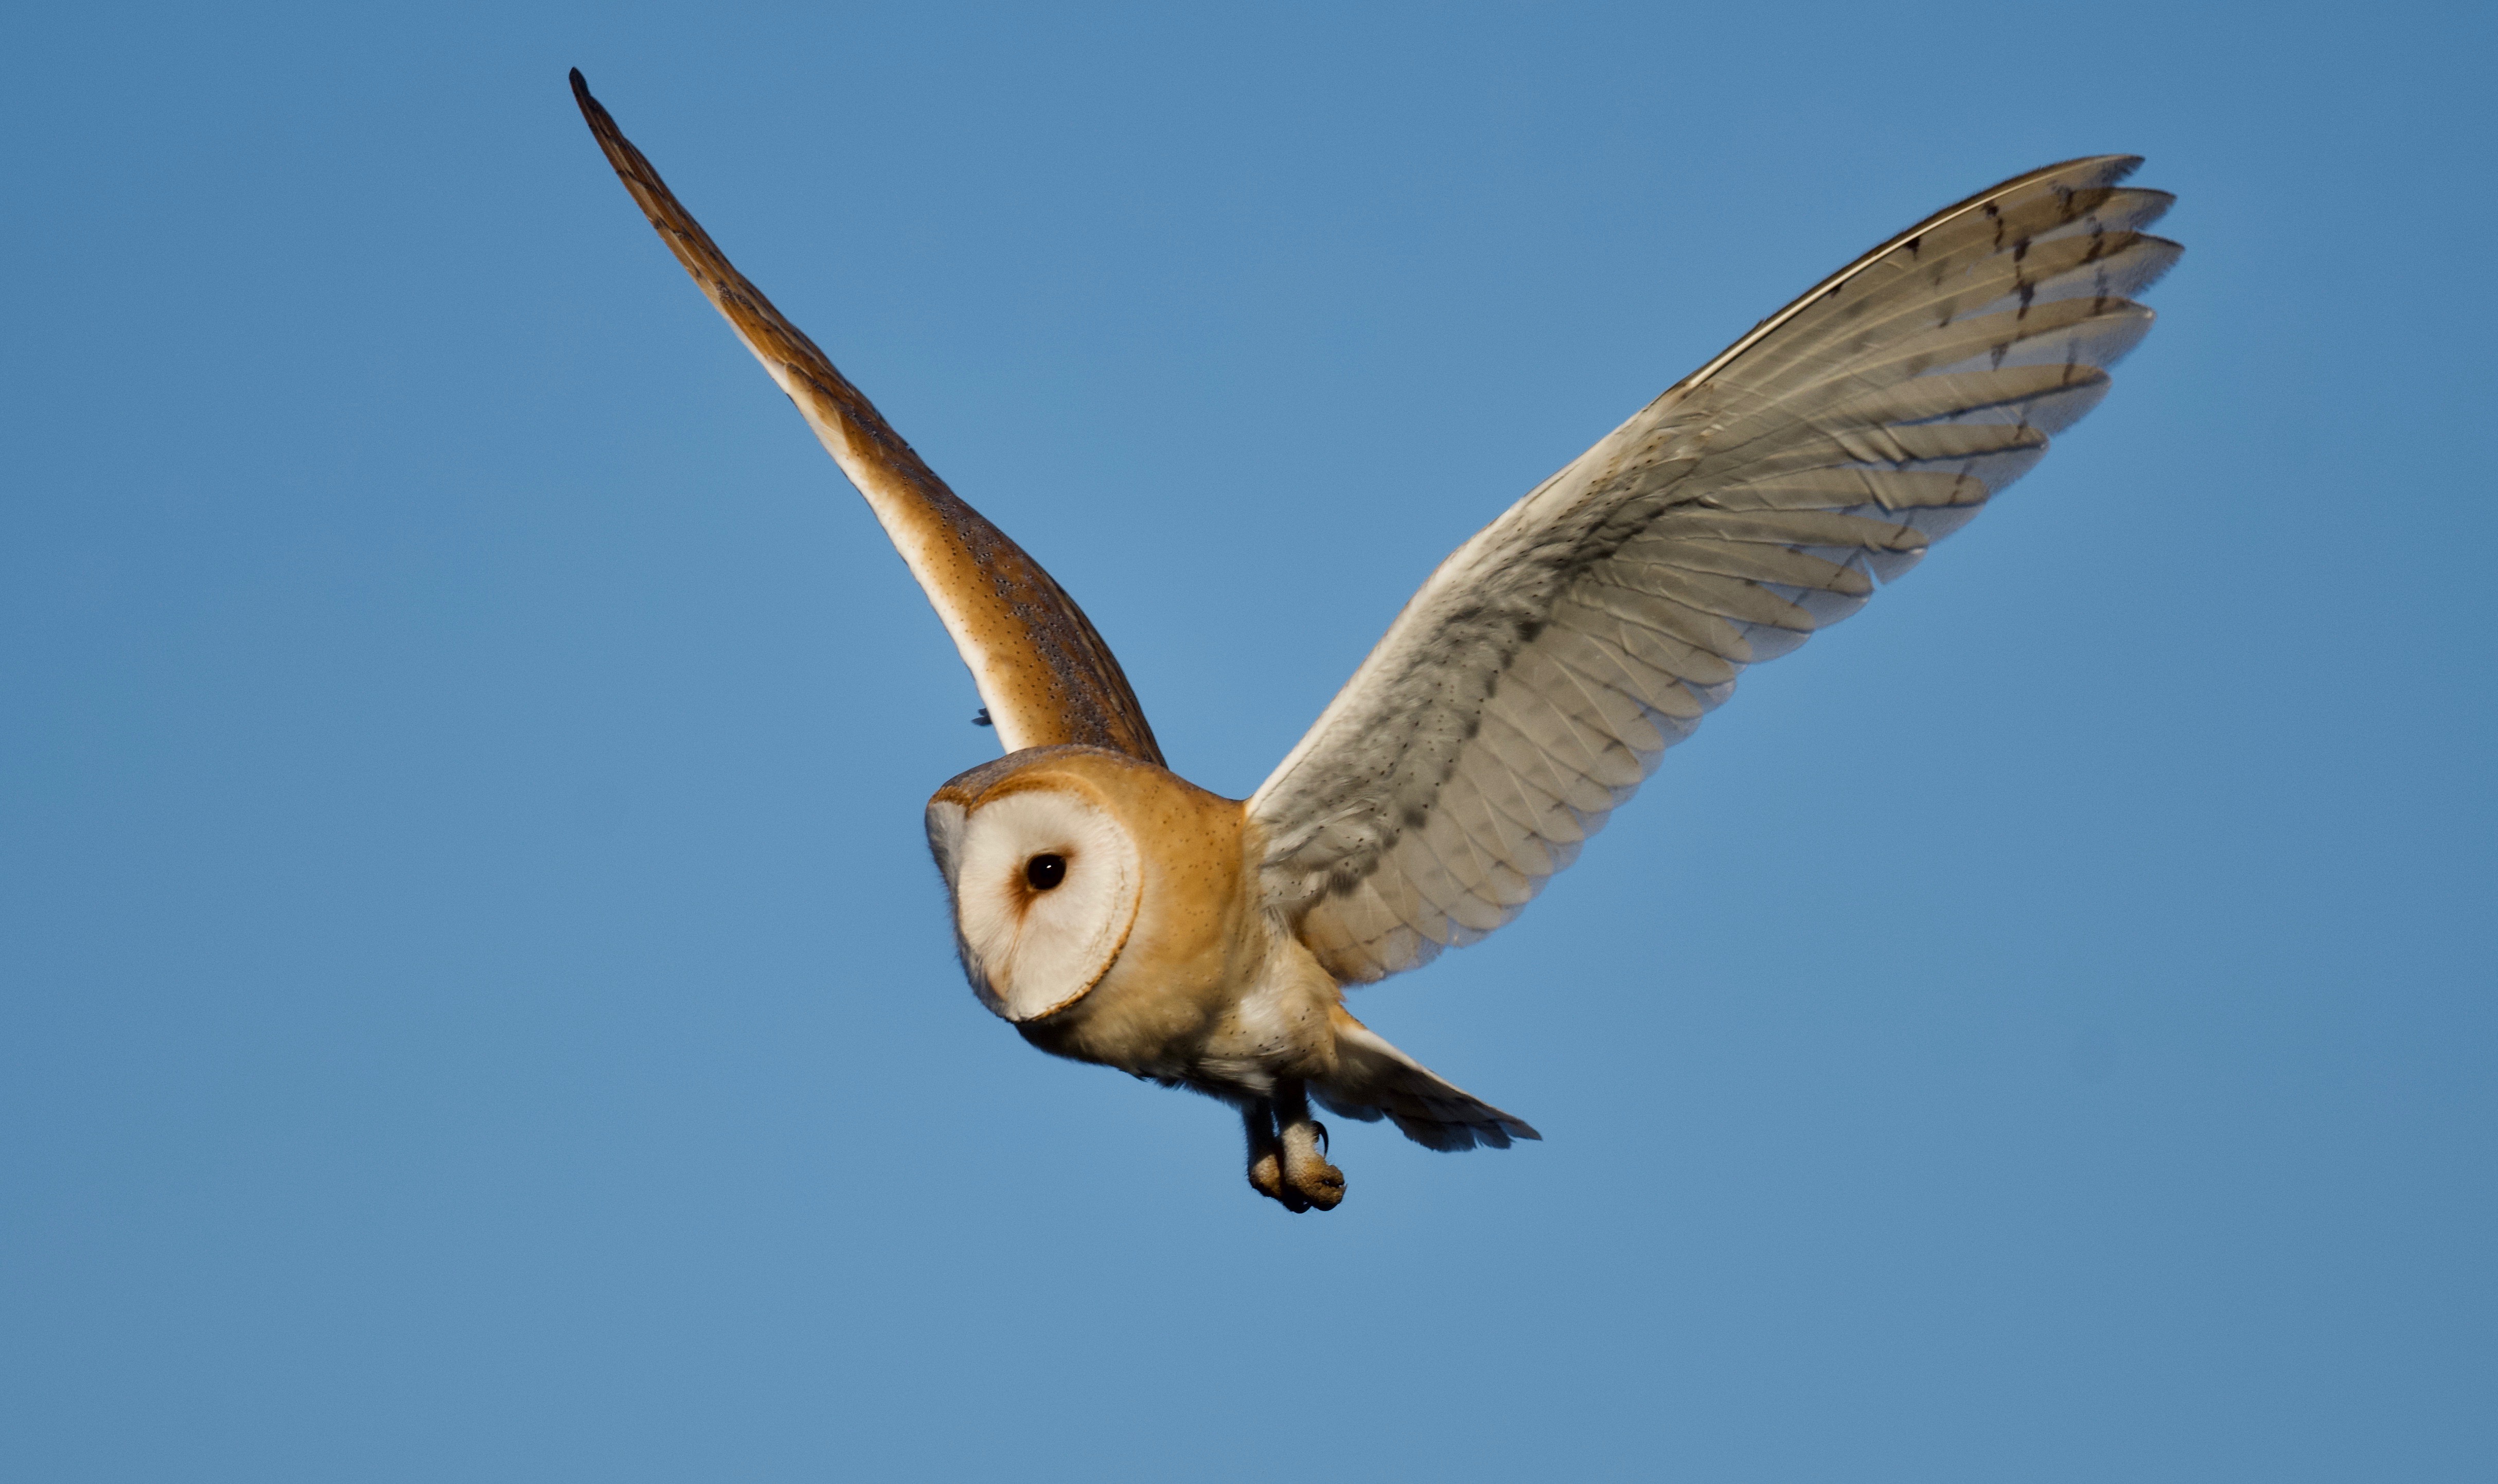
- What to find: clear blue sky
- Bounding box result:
[4,2,2491,1479]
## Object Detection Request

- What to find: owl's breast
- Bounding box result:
[1017,919,1343,1097]
[1016,813,1343,1096]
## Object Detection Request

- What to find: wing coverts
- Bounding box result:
[1250,157,2177,984]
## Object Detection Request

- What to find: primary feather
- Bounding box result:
[1249,157,2178,984]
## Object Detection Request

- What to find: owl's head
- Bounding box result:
[924,745,1246,1024]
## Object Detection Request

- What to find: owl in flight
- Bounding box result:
[571,71,2176,1211]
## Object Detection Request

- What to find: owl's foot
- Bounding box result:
[1247,1147,1301,1209]
[1244,1100,1297,1209]
[1244,1089,1343,1212]
[1280,1115,1344,1211]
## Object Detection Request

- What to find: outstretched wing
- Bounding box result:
[1249,157,2177,984]
[571,71,1162,764]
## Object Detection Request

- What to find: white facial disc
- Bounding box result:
[948,786,1141,1022]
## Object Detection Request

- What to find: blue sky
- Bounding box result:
[4,2,2491,1479]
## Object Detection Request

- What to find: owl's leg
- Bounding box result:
[1272,1081,1346,1211]
[1242,1098,1302,1210]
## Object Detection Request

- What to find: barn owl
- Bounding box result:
[571,71,2177,1211]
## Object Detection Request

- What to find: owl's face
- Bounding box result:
[925,759,1143,1022]
[924,746,1250,1027]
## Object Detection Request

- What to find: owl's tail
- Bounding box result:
[1312,1005,1541,1152]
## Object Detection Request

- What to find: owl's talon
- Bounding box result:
[1293,1117,1343,1207]
[1245,1101,1313,1210]
[1287,1158,1345,1211]
[1267,1084,1345,1211]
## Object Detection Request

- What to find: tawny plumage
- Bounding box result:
[572,70,2178,1210]
[570,74,1160,764]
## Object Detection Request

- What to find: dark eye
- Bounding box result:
[1025,853,1067,891]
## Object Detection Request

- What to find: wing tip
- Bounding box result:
[569,69,620,144]
[2036,152,2143,183]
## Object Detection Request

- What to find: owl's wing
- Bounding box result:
[1249,157,2176,984]
[571,71,1162,764]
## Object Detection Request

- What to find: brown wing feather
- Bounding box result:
[570,70,1162,764]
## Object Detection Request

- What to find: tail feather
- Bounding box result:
[1315,1006,1541,1152]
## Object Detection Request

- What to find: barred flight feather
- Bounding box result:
[1250,156,2176,983]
